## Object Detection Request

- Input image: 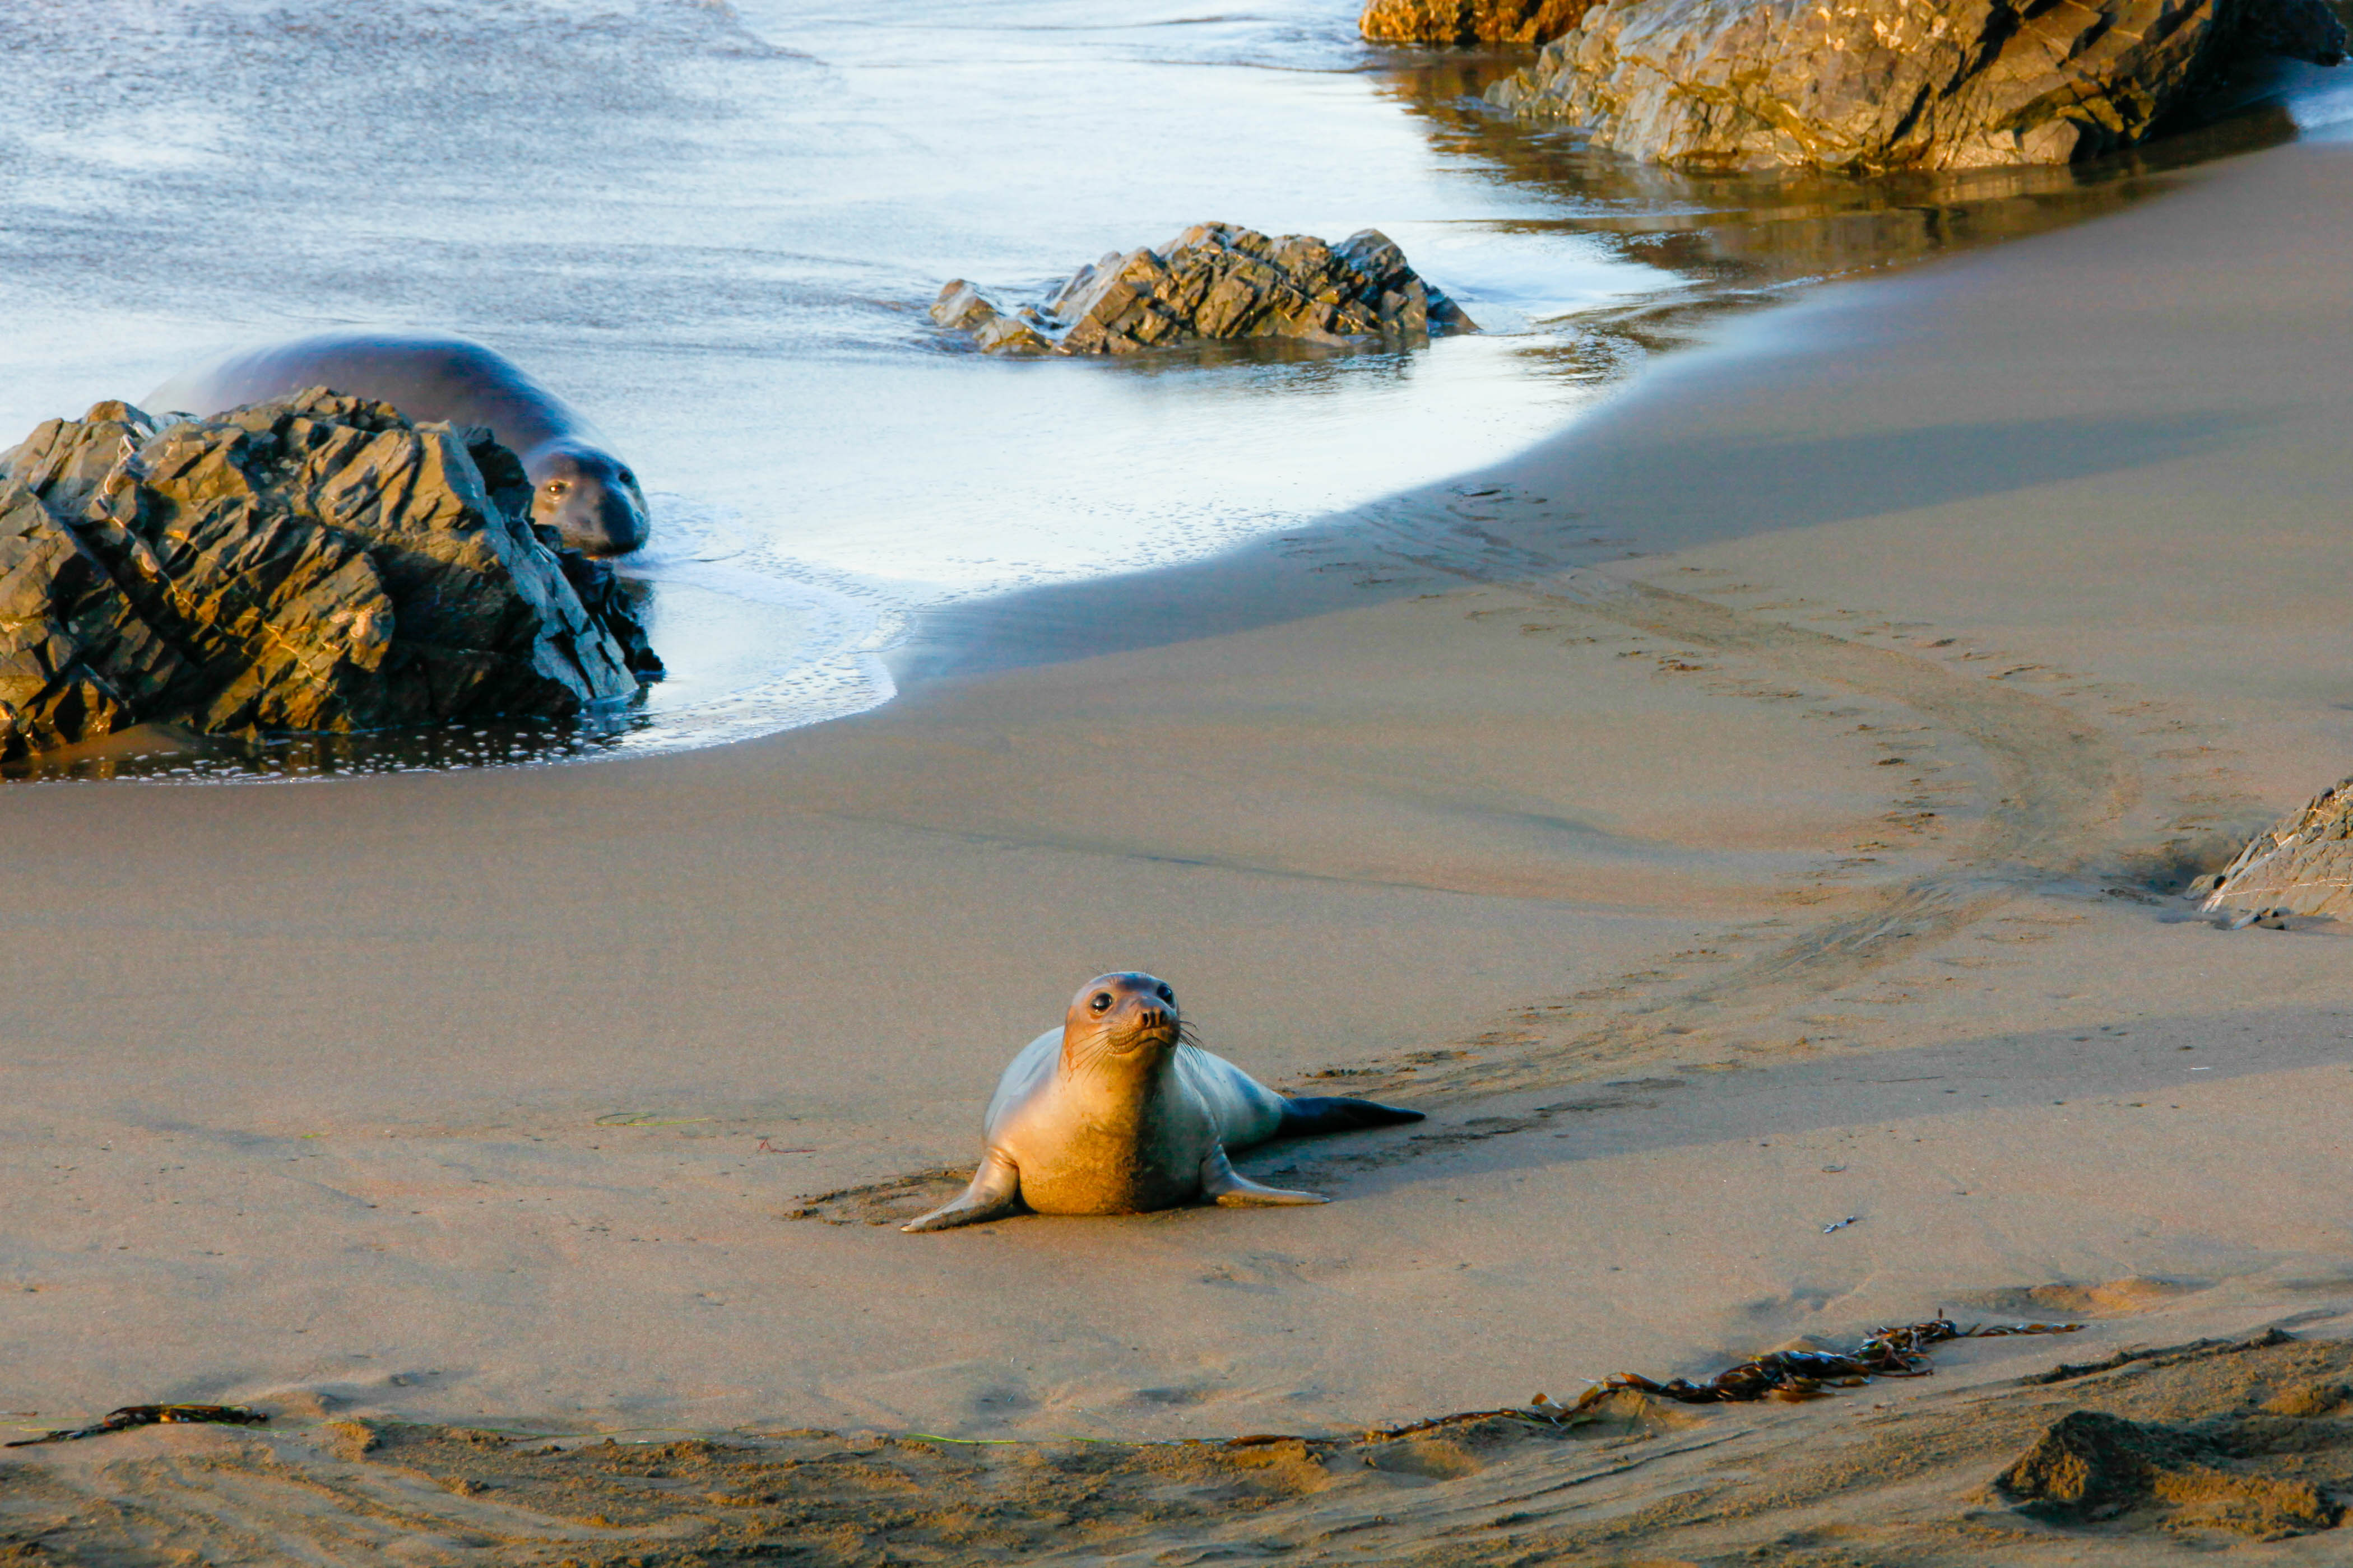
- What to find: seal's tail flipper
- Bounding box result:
[1275,1095,1425,1138]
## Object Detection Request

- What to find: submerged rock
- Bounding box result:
[2202,778,2353,921]
[0,390,661,761]
[1484,0,2348,172]
[930,224,1474,356]
[1359,0,1594,45]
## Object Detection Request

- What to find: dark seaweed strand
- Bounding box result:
[5,1404,268,1447]
[1557,1316,2086,1414]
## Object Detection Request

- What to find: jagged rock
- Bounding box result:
[0,390,661,761]
[1360,0,1594,45]
[929,281,998,333]
[2202,778,2353,920]
[930,224,1474,356]
[1484,0,2349,172]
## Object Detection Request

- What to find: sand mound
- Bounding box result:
[1992,1409,2342,1538]
[1953,1278,2198,1319]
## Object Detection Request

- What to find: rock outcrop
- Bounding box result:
[2201,778,2353,921]
[931,224,1474,356]
[1484,0,2348,172]
[0,390,661,761]
[1359,0,1593,46]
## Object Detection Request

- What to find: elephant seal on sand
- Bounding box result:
[903,972,1423,1232]
[148,332,650,556]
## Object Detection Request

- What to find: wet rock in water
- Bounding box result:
[2202,778,2353,920]
[1359,0,1594,45]
[1992,1409,2342,1537]
[1484,0,2349,172]
[930,224,1474,356]
[0,390,660,761]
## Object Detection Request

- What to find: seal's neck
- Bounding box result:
[1059,1032,1178,1106]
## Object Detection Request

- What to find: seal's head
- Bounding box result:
[1061,971,1183,1074]
[528,438,649,556]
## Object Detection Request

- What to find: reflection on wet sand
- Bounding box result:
[1375,51,2299,343]
[0,716,650,785]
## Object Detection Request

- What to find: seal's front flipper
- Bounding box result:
[902,1150,1024,1232]
[1201,1144,1327,1208]
[1275,1095,1425,1138]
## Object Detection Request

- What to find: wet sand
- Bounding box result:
[9,134,2353,1561]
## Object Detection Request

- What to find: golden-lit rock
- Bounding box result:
[2203,778,2353,921]
[1359,0,1593,46]
[931,224,1474,357]
[1486,0,2348,171]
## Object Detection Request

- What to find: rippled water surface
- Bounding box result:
[0,0,2329,778]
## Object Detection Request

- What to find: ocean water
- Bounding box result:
[0,0,2319,778]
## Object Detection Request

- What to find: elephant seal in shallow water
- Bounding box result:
[903,971,1423,1232]
[148,331,650,556]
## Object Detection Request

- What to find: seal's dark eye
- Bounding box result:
[1089,992,1113,1013]
[618,469,635,486]
[1157,984,1173,1002]
[544,480,568,494]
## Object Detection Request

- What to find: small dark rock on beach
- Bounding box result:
[932,223,1474,356]
[0,390,660,761]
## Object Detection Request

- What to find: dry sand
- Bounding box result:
[9,134,2353,1562]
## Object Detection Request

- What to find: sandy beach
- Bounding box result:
[10,107,2353,1566]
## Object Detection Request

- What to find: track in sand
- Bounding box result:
[794,482,2227,1224]
[1340,533,2141,1104]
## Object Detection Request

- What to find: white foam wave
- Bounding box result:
[606,493,901,757]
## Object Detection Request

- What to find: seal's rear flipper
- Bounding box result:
[1275,1095,1425,1138]
[902,1150,1025,1232]
[1201,1145,1327,1207]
